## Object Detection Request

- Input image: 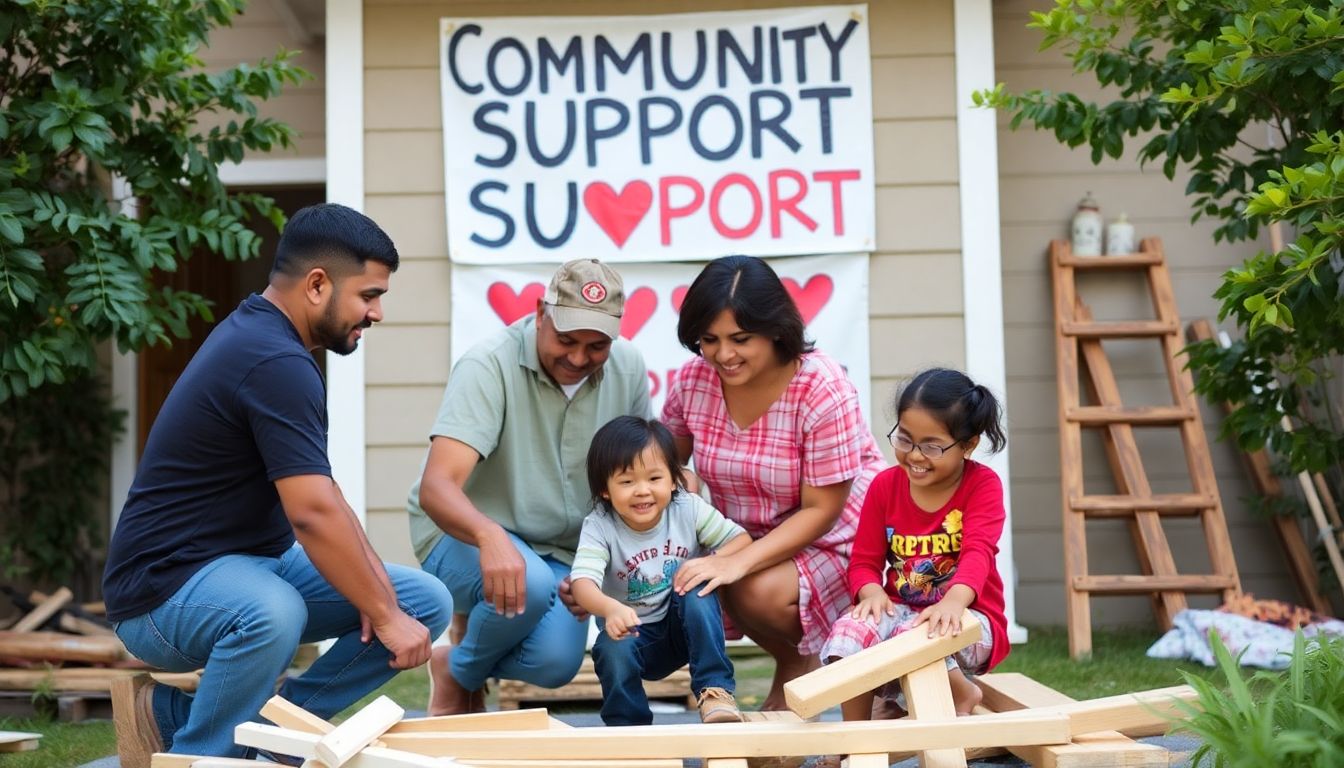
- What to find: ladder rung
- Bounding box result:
[1073,575,1237,594]
[1070,494,1217,515]
[1066,406,1195,425]
[1058,252,1164,269]
[1061,320,1177,337]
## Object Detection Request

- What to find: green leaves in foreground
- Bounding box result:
[1173,631,1344,767]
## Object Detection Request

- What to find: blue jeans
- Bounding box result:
[591,590,735,726]
[114,544,451,758]
[421,530,589,690]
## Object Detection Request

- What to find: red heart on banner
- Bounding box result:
[782,275,833,324]
[620,287,657,340]
[487,281,545,326]
[671,285,689,313]
[583,181,652,248]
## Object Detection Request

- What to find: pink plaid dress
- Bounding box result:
[662,352,887,654]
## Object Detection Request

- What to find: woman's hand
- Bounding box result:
[674,554,747,596]
[604,605,642,640]
[912,585,975,638]
[850,583,895,623]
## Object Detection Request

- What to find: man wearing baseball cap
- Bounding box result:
[407,258,652,714]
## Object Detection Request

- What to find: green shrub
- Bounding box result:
[1174,631,1344,767]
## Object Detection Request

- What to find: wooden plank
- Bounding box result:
[0,668,200,692]
[782,611,980,719]
[234,723,452,768]
[392,708,553,733]
[0,630,127,663]
[150,757,264,767]
[1061,320,1177,338]
[705,761,749,768]
[459,720,683,768]
[58,613,117,637]
[1071,494,1215,513]
[1058,252,1163,269]
[1032,686,1197,738]
[0,730,41,753]
[12,587,72,632]
[316,695,404,767]
[1072,575,1236,594]
[846,757,889,768]
[377,711,1072,760]
[1064,406,1194,425]
[261,695,334,734]
[975,674,1168,767]
[899,663,964,768]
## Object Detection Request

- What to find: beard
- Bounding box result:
[317,298,366,356]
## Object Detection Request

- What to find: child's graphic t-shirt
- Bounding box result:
[570,492,746,623]
[847,459,1011,669]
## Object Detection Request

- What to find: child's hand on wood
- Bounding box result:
[850,584,895,623]
[604,605,641,640]
[912,585,974,638]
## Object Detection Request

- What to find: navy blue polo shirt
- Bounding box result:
[103,294,331,621]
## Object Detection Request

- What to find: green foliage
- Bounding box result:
[0,373,124,581]
[0,0,307,403]
[1173,631,1344,767]
[977,3,1344,479]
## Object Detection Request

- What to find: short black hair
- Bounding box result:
[270,203,399,280]
[586,416,685,515]
[895,368,1007,453]
[676,255,813,363]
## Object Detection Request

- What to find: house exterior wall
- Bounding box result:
[993,1,1296,625]
[359,0,965,566]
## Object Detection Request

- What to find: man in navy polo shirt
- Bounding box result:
[103,204,451,765]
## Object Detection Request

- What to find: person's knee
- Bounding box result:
[521,561,559,617]
[237,589,305,653]
[676,589,721,618]
[591,636,640,683]
[393,567,454,638]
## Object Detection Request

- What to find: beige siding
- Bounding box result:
[361,0,963,565]
[994,2,1295,625]
[201,1,327,158]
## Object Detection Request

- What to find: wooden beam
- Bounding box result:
[391,708,553,733]
[975,674,1167,767]
[1029,686,1197,738]
[261,695,334,734]
[234,723,456,767]
[378,711,1070,760]
[783,611,980,718]
[900,662,965,768]
[0,730,41,753]
[0,630,126,663]
[0,668,199,692]
[150,757,267,767]
[316,695,404,767]
[12,587,72,632]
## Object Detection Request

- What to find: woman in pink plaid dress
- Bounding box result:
[664,256,886,710]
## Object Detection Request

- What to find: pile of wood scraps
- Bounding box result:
[0,586,199,721]
[147,609,1200,768]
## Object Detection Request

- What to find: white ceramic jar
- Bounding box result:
[1071,193,1103,256]
[1106,212,1136,255]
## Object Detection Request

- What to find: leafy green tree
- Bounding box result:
[0,0,307,580]
[976,1,1344,473]
[0,0,306,402]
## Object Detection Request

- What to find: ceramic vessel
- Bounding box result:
[1071,193,1103,256]
[1106,212,1136,255]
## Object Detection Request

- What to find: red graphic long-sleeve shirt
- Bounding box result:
[846,459,1009,670]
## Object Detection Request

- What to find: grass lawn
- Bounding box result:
[0,626,1223,767]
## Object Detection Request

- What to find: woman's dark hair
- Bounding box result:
[676,255,814,364]
[895,368,1006,453]
[586,416,685,514]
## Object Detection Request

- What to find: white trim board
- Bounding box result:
[954,0,1026,643]
[324,0,367,524]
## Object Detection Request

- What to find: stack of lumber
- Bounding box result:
[0,587,198,721]
[143,615,1201,768]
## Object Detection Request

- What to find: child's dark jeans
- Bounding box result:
[591,589,736,726]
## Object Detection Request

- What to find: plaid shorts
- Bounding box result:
[820,602,994,675]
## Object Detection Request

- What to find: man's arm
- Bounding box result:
[335,482,397,643]
[275,475,430,669]
[417,436,527,617]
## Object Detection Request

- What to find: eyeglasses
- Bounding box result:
[886,425,959,459]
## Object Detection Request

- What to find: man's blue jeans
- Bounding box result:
[113,544,451,758]
[421,530,589,690]
[591,589,736,726]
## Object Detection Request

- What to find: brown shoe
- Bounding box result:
[111,673,163,768]
[697,687,743,724]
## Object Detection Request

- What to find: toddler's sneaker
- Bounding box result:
[697,686,743,723]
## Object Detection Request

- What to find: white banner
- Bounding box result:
[440,6,875,264]
[450,253,871,419]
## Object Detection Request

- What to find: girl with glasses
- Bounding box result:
[820,367,1010,720]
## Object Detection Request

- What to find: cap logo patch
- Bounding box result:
[580,281,607,304]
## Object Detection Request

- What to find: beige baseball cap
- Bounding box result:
[544,258,625,339]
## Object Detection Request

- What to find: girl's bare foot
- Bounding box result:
[428,645,485,716]
[948,668,982,716]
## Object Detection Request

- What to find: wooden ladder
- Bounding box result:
[1051,237,1241,659]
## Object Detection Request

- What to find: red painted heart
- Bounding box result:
[487,281,545,326]
[619,287,657,340]
[671,285,689,313]
[782,275,833,324]
[583,181,652,248]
